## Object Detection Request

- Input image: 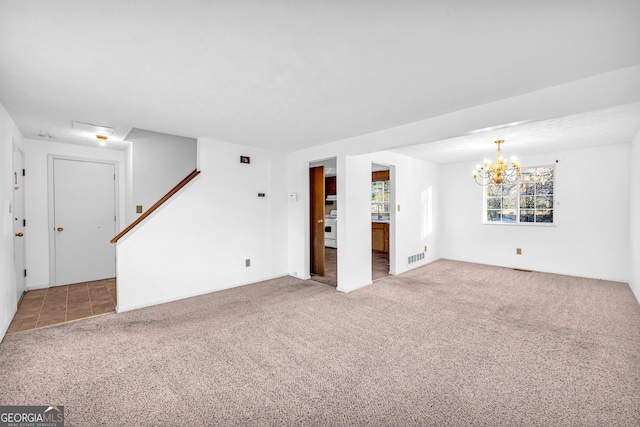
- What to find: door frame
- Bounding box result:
[47,155,120,286]
[309,165,325,276]
[371,162,396,276]
[12,141,26,300]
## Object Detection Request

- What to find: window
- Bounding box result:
[371,180,390,217]
[485,166,554,224]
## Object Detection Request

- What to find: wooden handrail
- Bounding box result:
[111,169,201,243]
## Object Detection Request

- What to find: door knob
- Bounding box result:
[57,227,64,232]
[317,219,324,223]
[15,232,23,237]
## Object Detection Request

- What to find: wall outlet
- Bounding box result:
[516,248,522,255]
[397,204,401,212]
[424,245,427,252]
[245,259,251,267]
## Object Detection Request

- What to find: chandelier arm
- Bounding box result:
[472,140,521,186]
[474,177,488,186]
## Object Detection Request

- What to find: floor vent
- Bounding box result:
[408,252,425,264]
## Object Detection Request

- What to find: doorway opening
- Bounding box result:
[372,163,391,280]
[309,158,337,287]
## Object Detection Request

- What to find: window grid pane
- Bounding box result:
[483,165,554,224]
[372,180,390,215]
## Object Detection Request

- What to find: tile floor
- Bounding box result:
[7,278,116,334]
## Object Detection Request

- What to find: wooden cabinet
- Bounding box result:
[372,170,389,182]
[325,177,336,195]
[372,222,389,253]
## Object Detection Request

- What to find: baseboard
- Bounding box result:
[0,309,16,344]
[393,257,440,276]
[337,280,372,294]
[17,291,26,307]
[117,273,287,313]
[630,280,640,305]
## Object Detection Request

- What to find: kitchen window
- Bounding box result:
[371,180,390,217]
[485,165,554,224]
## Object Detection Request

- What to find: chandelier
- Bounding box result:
[473,140,521,186]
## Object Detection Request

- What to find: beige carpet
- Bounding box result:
[1,259,639,426]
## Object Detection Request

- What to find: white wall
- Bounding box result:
[124,143,133,226]
[116,137,288,312]
[386,152,440,274]
[284,68,640,292]
[440,143,631,282]
[128,130,196,225]
[630,131,640,304]
[287,146,440,293]
[23,139,125,289]
[0,102,24,341]
[355,151,441,276]
[336,155,374,291]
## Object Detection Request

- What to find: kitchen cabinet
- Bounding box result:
[325,177,336,195]
[372,222,389,253]
[372,170,390,182]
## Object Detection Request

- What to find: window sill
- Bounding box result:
[482,222,556,227]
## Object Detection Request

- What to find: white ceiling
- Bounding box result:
[393,102,640,164]
[0,1,639,153]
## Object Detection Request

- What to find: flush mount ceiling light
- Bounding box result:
[96,134,108,146]
[473,140,521,186]
[72,121,114,145]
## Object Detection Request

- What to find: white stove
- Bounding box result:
[325,210,337,248]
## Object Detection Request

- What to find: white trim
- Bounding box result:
[482,163,556,225]
[12,140,26,299]
[47,154,121,286]
[0,307,15,343]
[389,164,396,275]
[290,273,311,280]
[483,222,557,227]
[116,273,287,313]
[337,280,372,294]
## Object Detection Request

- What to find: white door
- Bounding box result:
[13,144,26,301]
[53,159,116,285]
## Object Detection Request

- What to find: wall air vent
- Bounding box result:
[408,252,425,264]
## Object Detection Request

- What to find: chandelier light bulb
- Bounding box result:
[473,140,522,186]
